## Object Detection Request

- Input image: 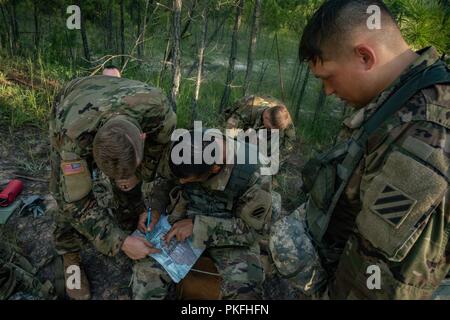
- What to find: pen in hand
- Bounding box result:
[145,207,151,240]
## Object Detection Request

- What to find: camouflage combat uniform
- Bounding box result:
[49,75,176,257]
[225,95,296,164]
[270,47,450,299]
[132,141,272,300]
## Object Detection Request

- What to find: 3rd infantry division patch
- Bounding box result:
[370,184,417,228]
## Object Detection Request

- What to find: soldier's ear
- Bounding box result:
[140,133,147,140]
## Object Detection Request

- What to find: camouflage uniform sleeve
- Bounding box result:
[331,119,450,299]
[59,196,128,256]
[191,171,272,248]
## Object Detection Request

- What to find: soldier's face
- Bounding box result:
[309,47,377,108]
[115,175,139,192]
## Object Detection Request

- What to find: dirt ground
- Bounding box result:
[0,125,307,300]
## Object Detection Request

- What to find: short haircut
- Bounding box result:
[104,64,119,70]
[169,130,220,179]
[266,105,292,130]
[93,118,143,179]
[299,0,399,63]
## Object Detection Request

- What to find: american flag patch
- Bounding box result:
[62,162,84,176]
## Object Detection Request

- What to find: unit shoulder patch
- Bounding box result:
[370,183,417,229]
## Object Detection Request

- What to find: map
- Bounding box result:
[132,215,204,283]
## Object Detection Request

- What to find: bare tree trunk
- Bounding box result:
[312,84,327,130]
[5,2,18,53]
[186,9,231,77]
[33,0,39,52]
[170,0,182,111]
[0,4,13,55]
[294,67,310,124]
[243,0,261,96]
[192,5,208,123]
[77,0,91,63]
[165,0,197,64]
[219,0,244,113]
[256,33,276,92]
[120,0,125,66]
[135,0,143,59]
[106,0,114,53]
[275,33,286,101]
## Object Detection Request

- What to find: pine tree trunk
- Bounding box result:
[219,0,244,113]
[135,0,142,59]
[120,0,126,66]
[106,0,114,53]
[77,0,91,63]
[294,67,310,124]
[192,5,208,123]
[186,10,231,77]
[312,84,327,130]
[0,4,13,55]
[243,0,261,95]
[33,0,39,52]
[170,0,182,111]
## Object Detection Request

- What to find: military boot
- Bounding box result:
[62,252,91,300]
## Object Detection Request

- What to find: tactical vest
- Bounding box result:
[183,163,259,219]
[302,60,450,247]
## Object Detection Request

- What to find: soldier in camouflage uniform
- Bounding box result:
[225,95,296,164]
[49,75,176,299]
[270,0,450,299]
[132,131,272,299]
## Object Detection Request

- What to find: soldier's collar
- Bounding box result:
[344,46,441,130]
[201,164,234,191]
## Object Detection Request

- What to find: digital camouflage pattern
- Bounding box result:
[49,75,176,257]
[269,205,327,296]
[271,47,450,299]
[132,140,272,299]
[225,95,296,163]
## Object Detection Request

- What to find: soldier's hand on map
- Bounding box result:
[137,209,161,233]
[122,235,160,260]
[164,218,194,244]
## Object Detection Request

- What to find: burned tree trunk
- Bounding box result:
[243,0,261,95]
[219,0,244,113]
[170,0,182,111]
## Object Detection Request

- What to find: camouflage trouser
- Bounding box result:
[268,204,328,298]
[132,244,264,300]
[53,171,144,255]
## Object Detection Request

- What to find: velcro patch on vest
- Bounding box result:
[61,161,85,176]
[370,184,417,228]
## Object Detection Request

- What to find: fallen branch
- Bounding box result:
[11,174,48,183]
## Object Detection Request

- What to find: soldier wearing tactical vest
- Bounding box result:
[132,130,272,299]
[225,95,296,164]
[269,0,450,299]
[49,75,176,299]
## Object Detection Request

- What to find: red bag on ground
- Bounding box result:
[0,179,24,207]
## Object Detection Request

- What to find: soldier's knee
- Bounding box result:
[132,260,172,300]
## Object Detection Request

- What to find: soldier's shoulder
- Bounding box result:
[397,82,450,129]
